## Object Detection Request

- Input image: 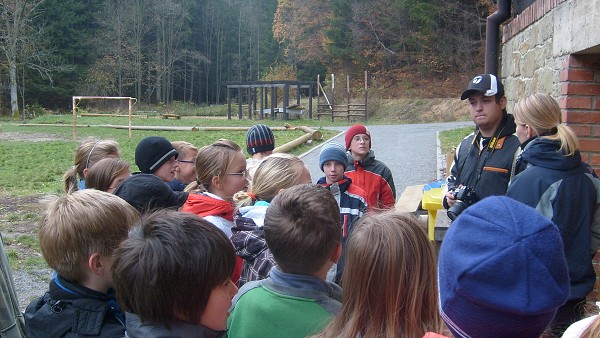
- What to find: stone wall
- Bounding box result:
[502,0,600,301]
[501,0,600,176]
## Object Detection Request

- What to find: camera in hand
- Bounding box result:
[447,186,479,221]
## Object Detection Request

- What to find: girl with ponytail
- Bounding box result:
[507,93,600,336]
[231,153,311,286]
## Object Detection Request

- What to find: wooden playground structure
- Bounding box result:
[317,71,368,122]
[226,72,368,122]
[226,80,314,120]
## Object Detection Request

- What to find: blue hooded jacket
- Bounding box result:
[506,137,600,299]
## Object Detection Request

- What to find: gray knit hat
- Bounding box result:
[319,142,348,171]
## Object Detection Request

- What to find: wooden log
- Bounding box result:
[296,126,322,140]
[80,113,148,118]
[273,132,313,153]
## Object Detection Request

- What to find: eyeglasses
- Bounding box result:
[177,160,195,164]
[227,170,248,178]
[353,136,371,142]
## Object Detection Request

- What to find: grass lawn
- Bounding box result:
[0,98,470,288]
[1,115,342,196]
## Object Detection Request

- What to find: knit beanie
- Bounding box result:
[135,136,178,174]
[246,124,275,155]
[344,124,371,150]
[113,173,188,213]
[438,196,569,338]
[319,142,348,171]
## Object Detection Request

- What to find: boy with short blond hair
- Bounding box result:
[25,189,139,338]
[169,141,198,191]
[227,184,343,338]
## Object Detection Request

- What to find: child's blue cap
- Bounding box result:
[319,142,348,172]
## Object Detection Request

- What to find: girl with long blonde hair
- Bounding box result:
[231,153,311,286]
[313,212,442,338]
[507,93,600,336]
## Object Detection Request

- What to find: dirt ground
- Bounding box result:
[0,131,65,142]
[1,127,68,311]
[0,194,53,311]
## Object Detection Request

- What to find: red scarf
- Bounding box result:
[181,193,235,222]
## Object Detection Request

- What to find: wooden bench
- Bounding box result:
[161,113,181,119]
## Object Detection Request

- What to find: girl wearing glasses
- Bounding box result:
[181,139,248,238]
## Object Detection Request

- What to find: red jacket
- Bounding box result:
[345,151,395,210]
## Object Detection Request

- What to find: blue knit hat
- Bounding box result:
[246,124,275,155]
[319,142,348,171]
[438,196,569,338]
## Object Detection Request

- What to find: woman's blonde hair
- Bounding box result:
[580,315,600,338]
[85,158,130,192]
[186,139,241,194]
[63,137,120,193]
[234,153,307,208]
[314,212,441,338]
[514,93,579,156]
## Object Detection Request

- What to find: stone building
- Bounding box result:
[501,0,600,175]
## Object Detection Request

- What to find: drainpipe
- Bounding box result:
[485,0,512,76]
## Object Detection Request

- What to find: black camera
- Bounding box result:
[447,186,479,221]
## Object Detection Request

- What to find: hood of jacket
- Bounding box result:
[521,138,582,171]
[182,193,235,221]
[347,150,376,167]
[238,204,269,227]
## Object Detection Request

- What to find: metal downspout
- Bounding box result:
[485,0,512,76]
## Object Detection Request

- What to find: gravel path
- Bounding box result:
[300,121,473,194]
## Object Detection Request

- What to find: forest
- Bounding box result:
[0,0,495,116]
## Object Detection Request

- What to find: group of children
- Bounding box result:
[17,122,592,338]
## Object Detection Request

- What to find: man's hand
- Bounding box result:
[445,191,457,207]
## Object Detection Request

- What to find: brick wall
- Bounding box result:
[560,55,600,177]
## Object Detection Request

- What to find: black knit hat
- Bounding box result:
[246,124,275,155]
[113,173,188,212]
[135,136,178,173]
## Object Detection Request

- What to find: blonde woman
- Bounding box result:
[63,137,120,193]
[313,212,442,338]
[232,153,311,286]
[506,93,600,336]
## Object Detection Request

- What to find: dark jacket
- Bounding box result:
[124,312,226,338]
[444,114,520,208]
[25,275,125,337]
[346,150,395,210]
[231,204,277,287]
[167,178,187,192]
[317,176,367,283]
[506,137,600,300]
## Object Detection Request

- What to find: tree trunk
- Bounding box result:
[9,61,19,118]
